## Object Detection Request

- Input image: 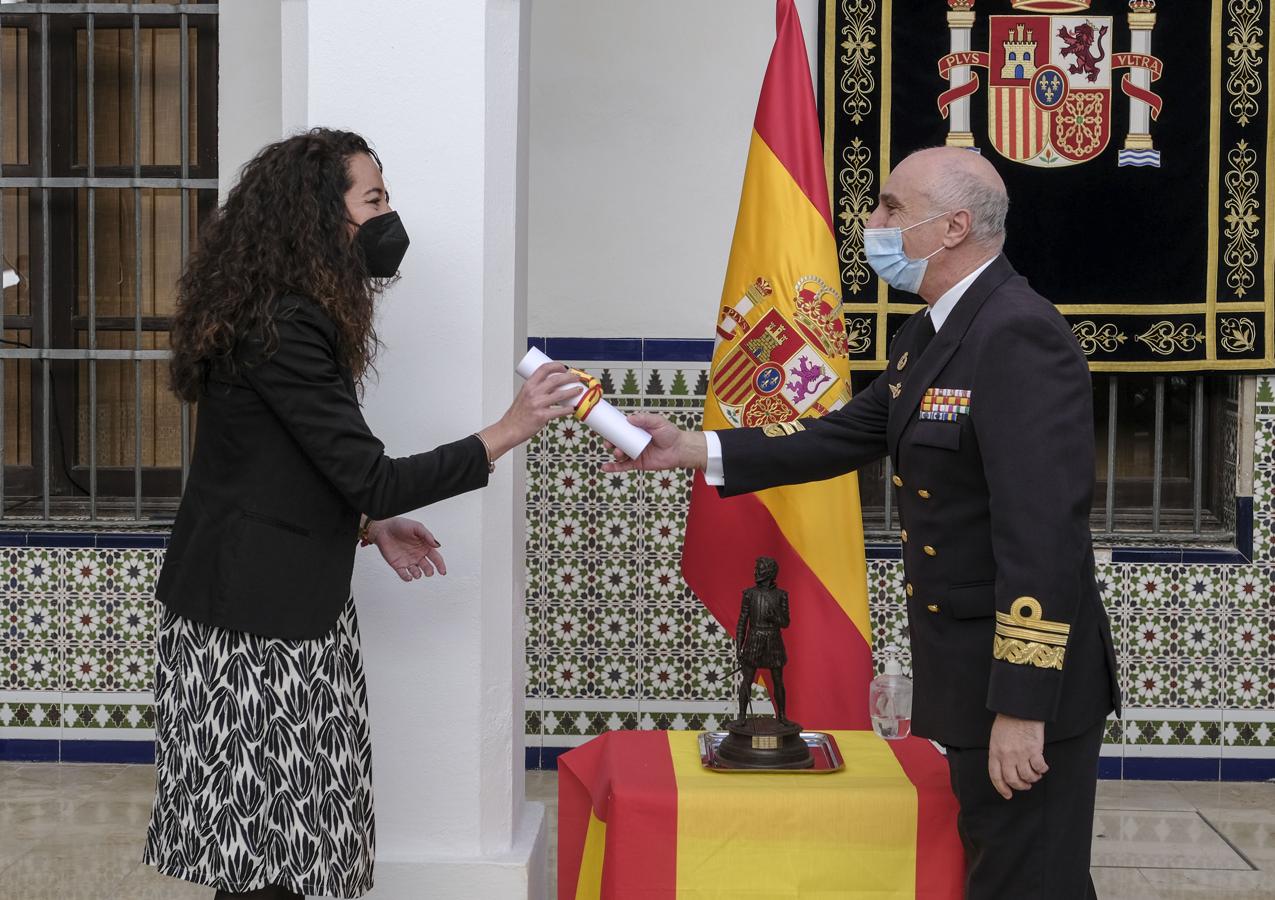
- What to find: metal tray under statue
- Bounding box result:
[699,731,845,773]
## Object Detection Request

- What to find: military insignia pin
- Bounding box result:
[889,382,902,399]
[919,387,972,422]
[897,352,909,371]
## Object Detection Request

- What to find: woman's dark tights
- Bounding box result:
[214,887,302,900]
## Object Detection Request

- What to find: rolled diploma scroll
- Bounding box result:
[516,347,653,460]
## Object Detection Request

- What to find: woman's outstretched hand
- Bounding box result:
[479,363,583,463]
[601,413,706,473]
[368,517,446,582]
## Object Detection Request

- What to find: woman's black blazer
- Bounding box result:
[155,295,490,639]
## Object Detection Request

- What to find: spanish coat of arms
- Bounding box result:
[711,276,853,429]
[936,0,1164,167]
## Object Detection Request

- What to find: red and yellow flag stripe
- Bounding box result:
[558,731,964,899]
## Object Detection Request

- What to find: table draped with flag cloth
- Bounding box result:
[558,731,964,899]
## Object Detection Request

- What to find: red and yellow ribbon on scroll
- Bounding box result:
[568,367,605,423]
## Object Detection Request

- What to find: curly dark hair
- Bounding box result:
[169,128,390,401]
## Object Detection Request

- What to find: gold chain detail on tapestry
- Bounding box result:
[1072,321,1127,356]
[1223,140,1261,298]
[1227,0,1266,126]
[1054,92,1107,160]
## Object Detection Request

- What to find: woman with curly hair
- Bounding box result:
[142,129,578,900]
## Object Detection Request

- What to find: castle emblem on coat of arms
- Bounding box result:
[936,0,1164,168]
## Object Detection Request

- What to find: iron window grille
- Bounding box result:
[0,1,218,525]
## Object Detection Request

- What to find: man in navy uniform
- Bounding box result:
[606,147,1120,899]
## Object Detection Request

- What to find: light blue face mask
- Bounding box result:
[863,211,951,294]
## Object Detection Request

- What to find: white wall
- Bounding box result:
[217,0,283,201]
[528,0,820,338]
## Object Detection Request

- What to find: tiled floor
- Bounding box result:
[1,764,1272,899]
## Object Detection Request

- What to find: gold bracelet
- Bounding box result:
[358,516,373,545]
[474,432,496,473]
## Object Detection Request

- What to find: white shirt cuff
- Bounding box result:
[703,431,725,486]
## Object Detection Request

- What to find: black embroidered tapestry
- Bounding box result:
[820,0,1275,372]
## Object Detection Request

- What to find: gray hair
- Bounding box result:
[923,156,1008,246]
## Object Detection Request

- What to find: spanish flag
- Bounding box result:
[681,0,872,728]
[559,730,965,899]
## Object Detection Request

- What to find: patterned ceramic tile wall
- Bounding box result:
[523,361,1275,777]
[0,544,163,752]
[1,364,1273,777]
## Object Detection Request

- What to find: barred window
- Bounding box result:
[0,2,218,524]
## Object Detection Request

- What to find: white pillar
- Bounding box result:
[944,4,976,148]
[1124,10,1155,145]
[279,0,310,138]
[1118,2,1159,167]
[216,0,283,202]
[947,19,973,138]
[222,2,545,896]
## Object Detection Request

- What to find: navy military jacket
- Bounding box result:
[716,255,1120,748]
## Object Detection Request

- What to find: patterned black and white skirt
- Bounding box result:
[143,596,375,899]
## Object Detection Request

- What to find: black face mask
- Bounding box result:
[355,211,410,277]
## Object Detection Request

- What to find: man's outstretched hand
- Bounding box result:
[601,413,708,473]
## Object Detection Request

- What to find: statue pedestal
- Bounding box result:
[716,716,814,769]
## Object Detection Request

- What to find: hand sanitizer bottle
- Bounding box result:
[869,654,912,740]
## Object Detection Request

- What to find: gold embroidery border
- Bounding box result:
[1266,0,1275,363]
[1072,321,1127,355]
[1223,140,1261,299]
[993,636,1066,670]
[1228,0,1265,126]
[994,596,1071,654]
[1136,321,1209,356]
[1221,315,1260,351]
